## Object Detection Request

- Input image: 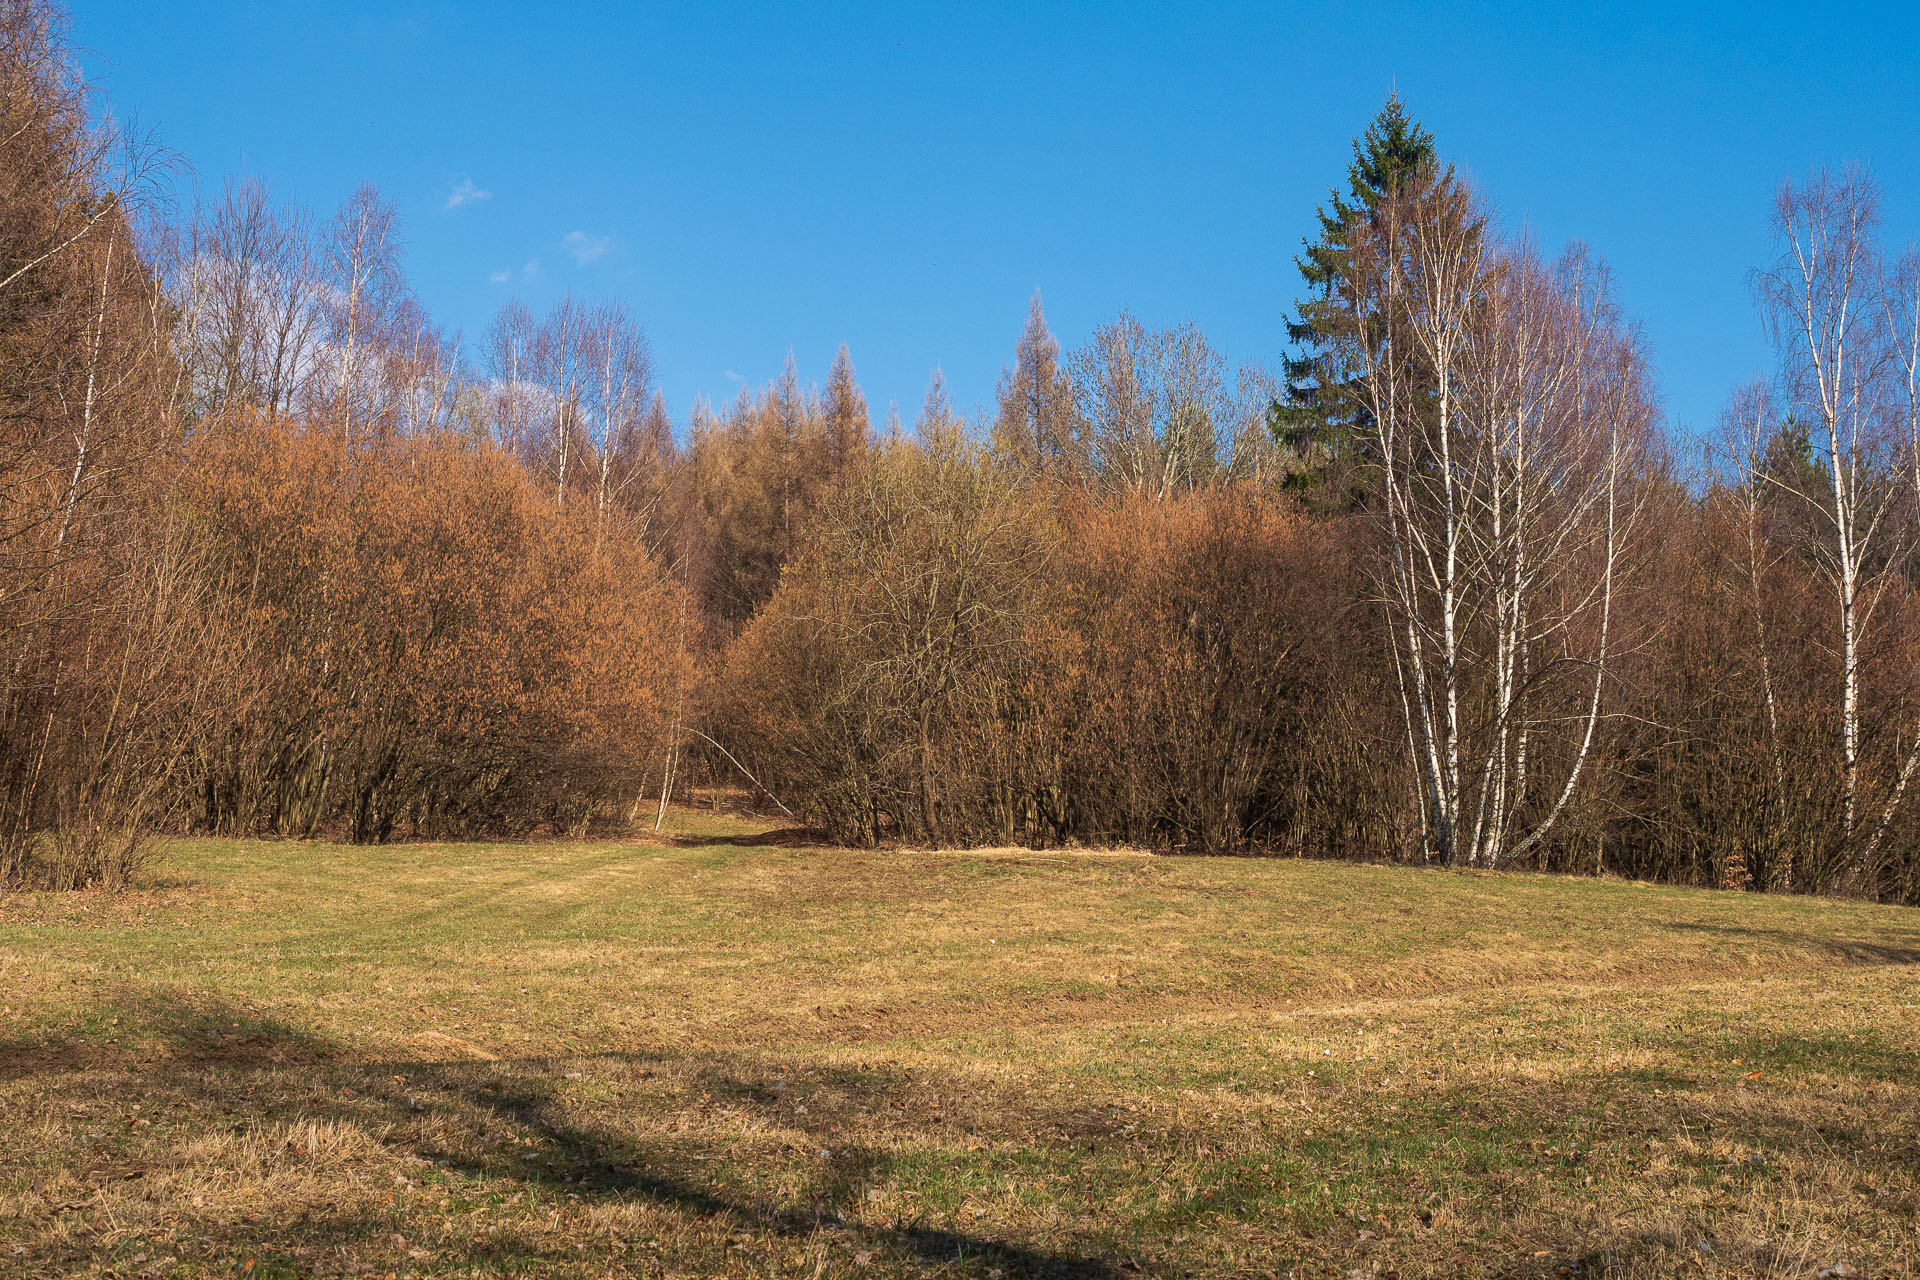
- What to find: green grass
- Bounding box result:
[2,815,1917,1278]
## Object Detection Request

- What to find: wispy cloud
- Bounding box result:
[445,178,492,210]
[563,230,611,264]
[487,258,541,285]
[724,370,745,384]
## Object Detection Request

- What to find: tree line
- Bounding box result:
[4,1,1920,903]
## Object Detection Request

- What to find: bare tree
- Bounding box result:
[1221,363,1286,485]
[1721,384,1791,818]
[484,298,537,454]
[319,183,405,442]
[1339,170,1650,868]
[1070,312,1156,493]
[0,0,178,884]
[822,343,870,476]
[1750,166,1906,876]
[1887,243,1920,512]
[388,296,462,437]
[1854,241,1920,876]
[532,293,587,505]
[993,292,1080,478]
[0,0,168,303]
[578,299,653,549]
[169,177,325,420]
[915,365,953,438]
[1067,312,1267,497]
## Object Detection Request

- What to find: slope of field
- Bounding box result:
[1,815,1916,1278]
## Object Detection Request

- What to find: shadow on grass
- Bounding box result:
[388,1054,1125,1277]
[0,990,337,1081]
[1664,919,1920,965]
[666,825,832,849]
[12,985,1919,1278]
[6,992,1124,1278]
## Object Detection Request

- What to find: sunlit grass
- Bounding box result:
[2,813,1916,1277]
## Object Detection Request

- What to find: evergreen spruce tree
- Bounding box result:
[1757,413,1830,552]
[1275,94,1436,509]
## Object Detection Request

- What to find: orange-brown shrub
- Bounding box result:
[717,434,1064,844]
[1057,488,1396,854]
[174,412,687,841]
[719,441,1397,855]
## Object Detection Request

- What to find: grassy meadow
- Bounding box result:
[2,813,1917,1278]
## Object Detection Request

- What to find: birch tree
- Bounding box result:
[1719,384,1799,877]
[578,300,653,550]
[1857,241,1920,877]
[1887,244,1920,514]
[532,293,587,505]
[1750,166,1910,881]
[1340,169,1651,868]
[389,297,461,437]
[320,183,405,442]
[484,299,537,455]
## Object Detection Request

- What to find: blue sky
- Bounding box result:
[79,1,1920,443]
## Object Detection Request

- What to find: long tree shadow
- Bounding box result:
[23,983,1917,1278]
[383,1052,1128,1277]
[0,990,337,1082]
[1663,919,1920,965]
[3,990,1127,1277]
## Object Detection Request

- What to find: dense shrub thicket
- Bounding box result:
[175,415,688,843]
[720,449,1392,855]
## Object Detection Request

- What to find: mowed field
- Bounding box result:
[2,815,1918,1279]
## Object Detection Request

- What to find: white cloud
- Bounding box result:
[445,178,492,210]
[563,230,611,264]
[489,258,541,284]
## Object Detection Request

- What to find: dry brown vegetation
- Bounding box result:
[721,456,1387,853]
[5,8,1919,1275]
[6,1,1920,903]
[173,413,688,842]
[2,816,1917,1278]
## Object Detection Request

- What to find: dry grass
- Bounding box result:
[2,811,1917,1278]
